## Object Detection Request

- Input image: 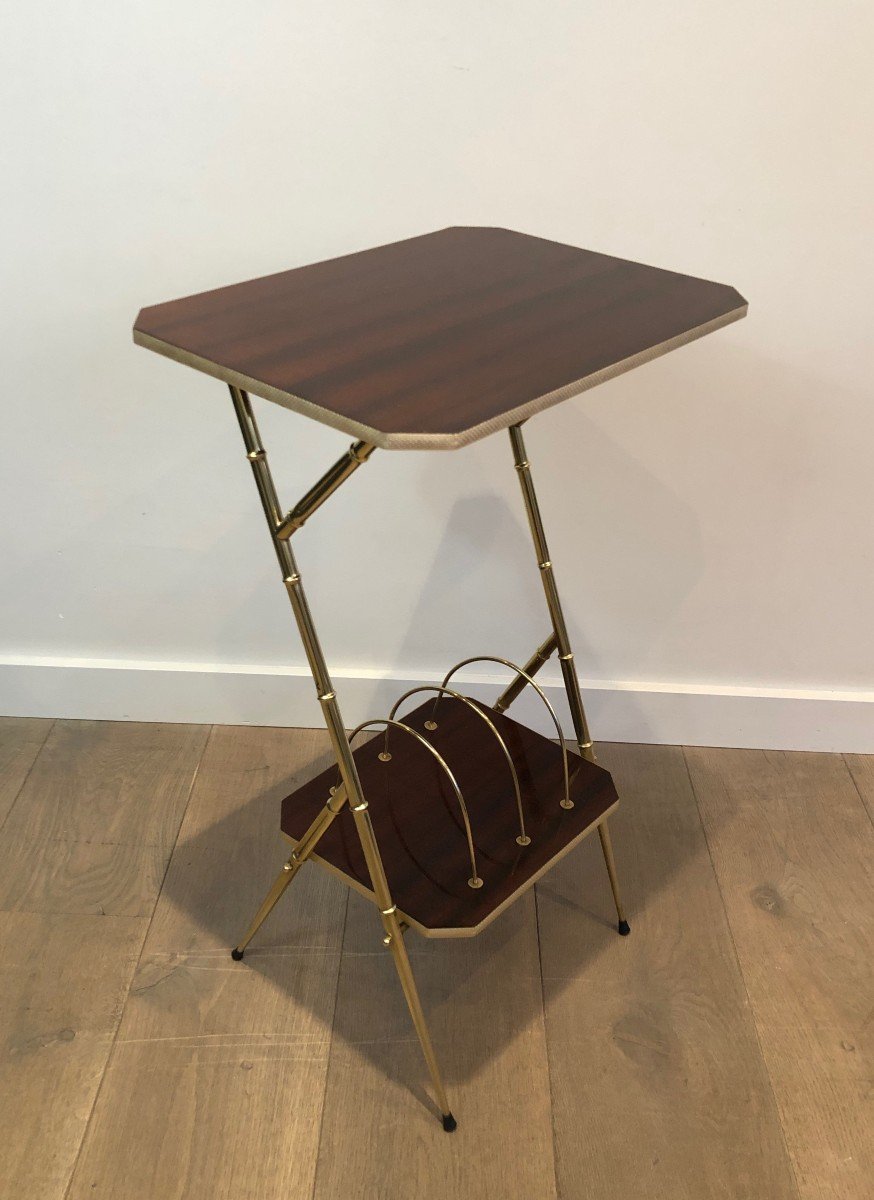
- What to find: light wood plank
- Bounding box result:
[844,753,874,825]
[0,911,147,1200]
[145,723,339,954]
[539,743,798,1200]
[313,889,558,1200]
[0,715,52,826]
[686,747,873,1200]
[66,725,348,1200]
[0,720,208,916]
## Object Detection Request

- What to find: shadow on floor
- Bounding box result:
[158,737,718,1102]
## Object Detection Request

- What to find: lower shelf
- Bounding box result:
[280,696,618,937]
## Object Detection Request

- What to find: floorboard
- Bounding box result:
[0,720,208,917]
[843,753,874,825]
[538,743,799,1200]
[65,725,348,1200]
[686,747,873,1200]
[0,910,147,1200]
[0,720,870,1200]
[313,889,558,1200]
[0,715,53,826]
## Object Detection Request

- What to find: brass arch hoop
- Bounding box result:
[436,657,573,811]
[389,685,530,847]
[346,718,483,889]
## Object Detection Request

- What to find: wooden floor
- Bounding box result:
[0,718,871,1200]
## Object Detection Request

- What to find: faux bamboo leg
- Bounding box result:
[231,855,304,960]
[383,910,456,1130]
[492,631,558,714]
[231,787,347,958]
[508,424,594,761]
[508,423,631,935]
[598,820,631,935]
[227,386,455,1126]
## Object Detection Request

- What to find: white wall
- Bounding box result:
[2,2,873,749]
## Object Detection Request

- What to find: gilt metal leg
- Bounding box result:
[383,911,456,1130]
[227,385,455,1126]
[493,631,558,715]
[231,855,304,960]
[598,820,631,935]
[508,425,594,763]
[232,786,347,959]
[509,423,630,935]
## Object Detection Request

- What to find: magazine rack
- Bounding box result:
[134,226,746,1130]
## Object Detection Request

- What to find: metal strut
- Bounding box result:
[275,439,375,540]
[508,424,593,761]
[507,423,630,935]
[226,386,455,1128]
[493,631,558,715]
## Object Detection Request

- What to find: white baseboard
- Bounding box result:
[1,655,872,753]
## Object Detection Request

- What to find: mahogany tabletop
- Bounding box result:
[134,226,746,450]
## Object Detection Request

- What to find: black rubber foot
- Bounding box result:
[442,1113,458,1133]
[230,947,245,961]
[617,920,631,936]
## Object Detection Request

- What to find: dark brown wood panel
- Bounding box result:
[280,697,617,934]
[135,227,746,448]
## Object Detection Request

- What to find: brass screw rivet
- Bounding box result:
[378,751,392,762]
[560,798,575,810]
[468,877,484,889]
[424,720,438,731]
[516,835,532,846]
[382,934,392,946]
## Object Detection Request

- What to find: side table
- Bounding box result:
[134,226,746,1130]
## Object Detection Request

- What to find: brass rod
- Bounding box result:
[227,385,453,1121]
[493,631,558,714]
[384,910,452,1119]
[232,856,303,957]
[508,424,594,761]
[230,386,391,899]
[347,718,483,888]
[438,655,572,810]
[597,819,629,931]
[232,785,347,956]
[390,685,529,846]
[275,440,376,540]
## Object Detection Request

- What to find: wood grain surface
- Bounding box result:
[0,720,208,916]
[686,748,874,1200]
[844,752,874,823]
[538,743,799,1200]
[0,910,148,1200]
[0,715,52,825]
[1,722,870,1200]
[312,889,558,1200]
[135,227,746,448]
[65,725,348,1200]
[280,697,617,934]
